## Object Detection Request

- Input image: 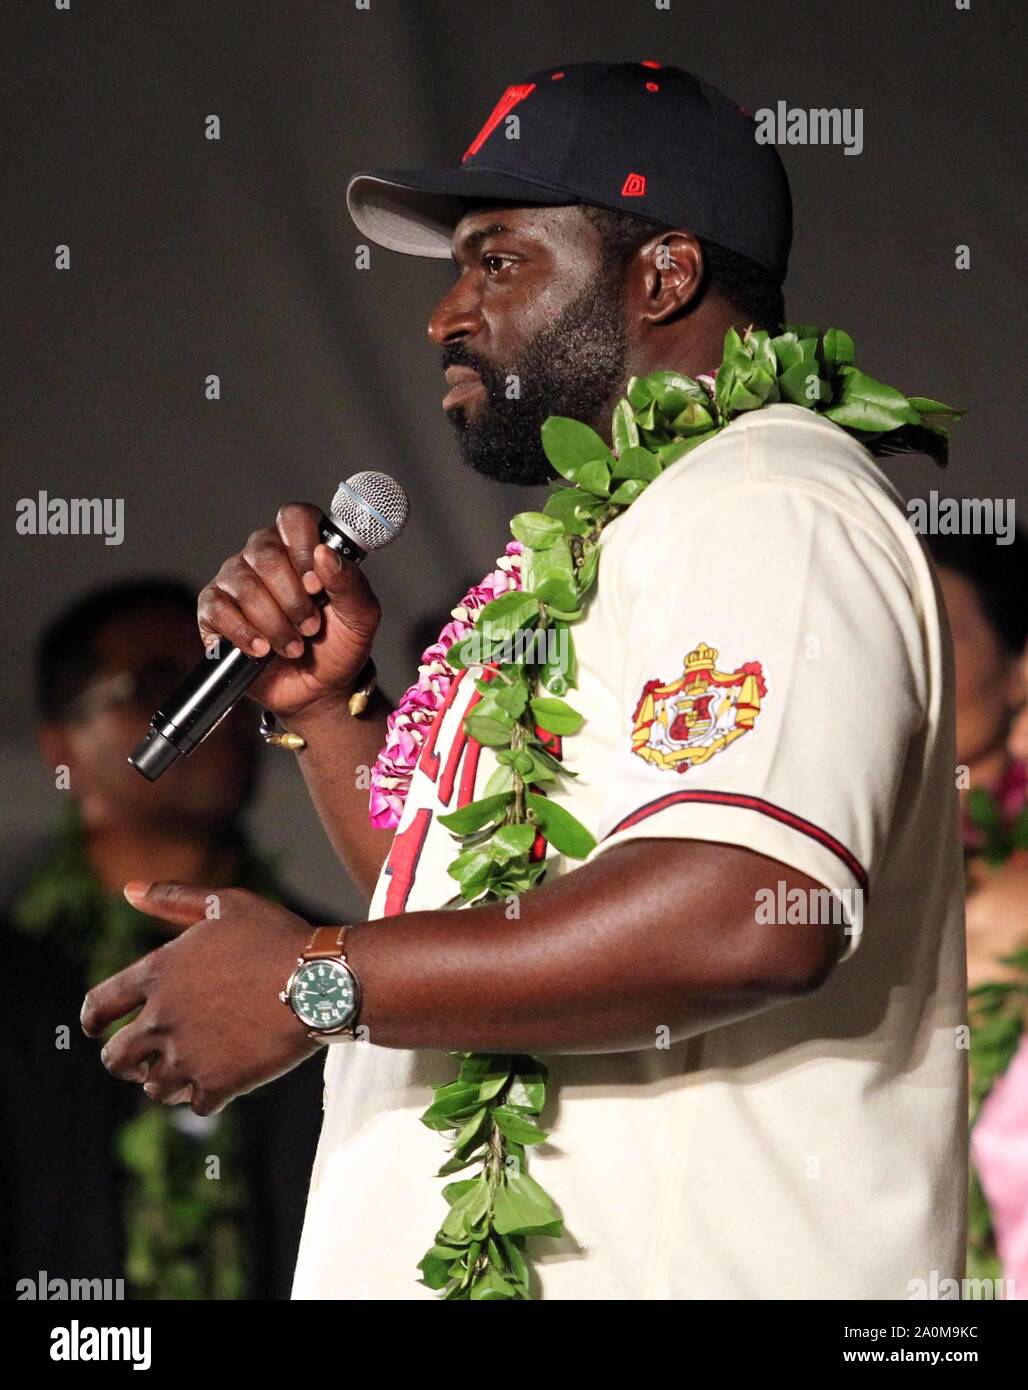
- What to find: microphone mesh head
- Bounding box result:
[330,471,410,551]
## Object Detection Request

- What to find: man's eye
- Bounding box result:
[483,253,511,276]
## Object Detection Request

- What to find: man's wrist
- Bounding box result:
[286,690,351,734]
[285,667,378,735]
[281,924,363,1042]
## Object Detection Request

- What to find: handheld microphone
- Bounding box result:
[128,471,409,781]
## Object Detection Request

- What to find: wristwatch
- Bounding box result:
[280,927,362,1042]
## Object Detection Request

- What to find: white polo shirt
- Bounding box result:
[291,404,968,1300]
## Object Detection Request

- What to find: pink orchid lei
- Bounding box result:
[367,540,524,829]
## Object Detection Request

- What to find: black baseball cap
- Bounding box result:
[347,60,792,280]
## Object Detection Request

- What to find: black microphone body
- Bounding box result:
[129,514,367,781]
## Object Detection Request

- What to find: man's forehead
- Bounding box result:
[450,202,584,253]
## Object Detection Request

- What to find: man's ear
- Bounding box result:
[629,230,706,325]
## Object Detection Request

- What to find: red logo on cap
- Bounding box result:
[463,83,537,162]
[621,172,647,197]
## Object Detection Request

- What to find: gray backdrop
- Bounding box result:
[5,0,1025,916]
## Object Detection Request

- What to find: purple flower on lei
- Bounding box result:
[367,541,524,829]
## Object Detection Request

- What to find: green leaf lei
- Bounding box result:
[415,324,961,1299]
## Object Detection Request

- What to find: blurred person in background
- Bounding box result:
[1,579,326,1299]
[1010,647,1028,765]
[929,528,1028,1292]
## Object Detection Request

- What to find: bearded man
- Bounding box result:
[83,63,967,1300]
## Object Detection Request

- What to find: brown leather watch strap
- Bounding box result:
[303,926,350,960]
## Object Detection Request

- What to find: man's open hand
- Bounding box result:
[81,882,322,1115]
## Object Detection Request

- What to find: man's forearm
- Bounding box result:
[339,839,835,1054]
[288,687,397,901]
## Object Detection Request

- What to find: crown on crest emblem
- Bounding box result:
[682,643,718,693]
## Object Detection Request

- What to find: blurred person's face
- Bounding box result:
[937,567,1025,771]
[39,605,259,834]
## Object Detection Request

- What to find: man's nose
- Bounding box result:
[427,277,483,347]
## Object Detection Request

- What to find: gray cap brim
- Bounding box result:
[346,169,577,258]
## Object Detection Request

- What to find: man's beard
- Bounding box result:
[442,273,629,487]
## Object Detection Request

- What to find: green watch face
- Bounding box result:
[289,958,358,1032]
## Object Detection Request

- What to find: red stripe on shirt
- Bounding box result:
[605,790,869,893]
[440,667,496,805]
[418,669,469,782]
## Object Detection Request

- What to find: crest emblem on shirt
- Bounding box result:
[630,642,768,772]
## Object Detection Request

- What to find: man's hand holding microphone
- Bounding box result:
[83,476,408,1112]
[198,501,382,720]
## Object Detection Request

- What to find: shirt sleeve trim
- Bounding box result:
[604,789,869,895]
